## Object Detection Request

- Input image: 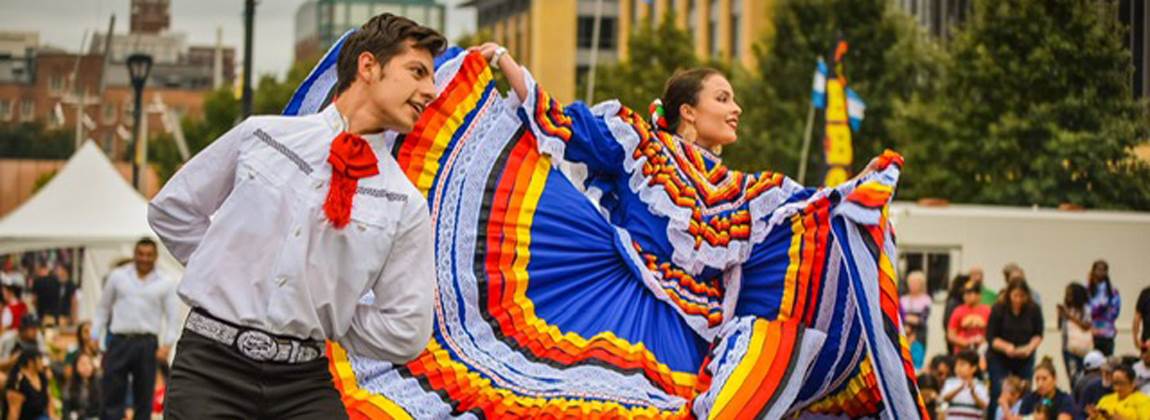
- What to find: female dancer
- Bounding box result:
[287,37,924,418]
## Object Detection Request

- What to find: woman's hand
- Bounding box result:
[466,42,528,102]
[467,42,502,62]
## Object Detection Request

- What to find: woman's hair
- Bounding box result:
[76,321,92,352]
[1089,259,1113,296]
[916,374,940,392]
[1064,282,1089,308]
[999,278,1033,309]
[1001,375,1029,396]
[653,67,723,132]
[6,348,42,390]
[946,274,971,303]
[1112,363,1135,382]
[929,354,954,373]
[1035,355,1057,378]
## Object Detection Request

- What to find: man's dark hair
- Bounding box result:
[136,237,157,251]
[335,13,447,94]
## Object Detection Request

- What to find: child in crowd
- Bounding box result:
[942,350,989,419]
[917,374,941,420]
[997,375,1027,420]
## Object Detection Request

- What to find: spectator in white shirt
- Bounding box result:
[92,238,179,420]
[149,13,443,420]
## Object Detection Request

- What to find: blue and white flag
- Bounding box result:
[845,87,866,131]
[812,57,828,109]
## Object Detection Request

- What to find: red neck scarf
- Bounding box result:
[324,131,380,229]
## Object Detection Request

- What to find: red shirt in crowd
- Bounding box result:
[948,303,991,353]
[2,301,27,330]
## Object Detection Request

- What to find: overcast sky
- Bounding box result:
[0,0,476,78]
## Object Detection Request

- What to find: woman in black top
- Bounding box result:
[62,353,100,420]
[5,349,50,420]
[986,278,1045,418]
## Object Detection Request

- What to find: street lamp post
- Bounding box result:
[127,53,153,193]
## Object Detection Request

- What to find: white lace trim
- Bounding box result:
[518,69,848,275]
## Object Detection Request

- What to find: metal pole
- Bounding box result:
[140,104,150,194]
[99,15,115,95]
[131,85,143,190]
[71,31,90,150]
[584,0,605,103]
[74,90,85,149]
[242,0,256,117]
[797,102,815,185]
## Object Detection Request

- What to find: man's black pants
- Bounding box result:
[101,334,157,420]
[164,331,346,419]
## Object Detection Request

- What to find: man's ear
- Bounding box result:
[357,52,378,84]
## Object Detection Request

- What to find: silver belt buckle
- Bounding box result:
[237,330,278,362]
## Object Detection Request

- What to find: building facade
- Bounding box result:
[130,0,171,34]
[294,0,448,63]
[463,0,771,102]
[617,0,773,69]
[895,0,969,41]
[0,0,236,159]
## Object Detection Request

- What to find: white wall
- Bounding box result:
[890,203,1150,386]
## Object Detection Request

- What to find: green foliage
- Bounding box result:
[0,122,75,159]
[892,0,1150,209]
[32,169,57,193]
[150,59,311,183]
[578,10,708,112]
[726,0,943,179]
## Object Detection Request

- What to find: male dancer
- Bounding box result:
[148,14,444,419]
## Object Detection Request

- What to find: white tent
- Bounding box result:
[0,141,182,321]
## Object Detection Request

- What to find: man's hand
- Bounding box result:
[157,345,171,362]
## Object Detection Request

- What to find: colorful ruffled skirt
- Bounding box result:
[286,42,925,419]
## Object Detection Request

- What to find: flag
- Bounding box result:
[845,88,866,131]
[812,57,828,109]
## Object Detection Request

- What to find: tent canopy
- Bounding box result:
[0,141,155,253]
[0,141,185,322]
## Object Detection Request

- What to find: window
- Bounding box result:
[0,100,10,121]
[632,0,641,26]
[350,3,371,25]
[649,0,658,28]
[731,0,742,59]
[122,100,134,122]
[577,16,617,49]
[899,247,960,296]
[49,76,65,94]
[20,99,34,122]
[427,7,442,30]
[334,2,350,27]
[709,0,720,58]
[103,103,118,124]
[687,0,697,44]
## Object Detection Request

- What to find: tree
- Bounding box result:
[892,0,1150,209]
[150,59,312,182]
[0,122,75,159]
[578,10,705,113]
[726,0,944,178]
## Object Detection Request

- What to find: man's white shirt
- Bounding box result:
[147,105,435,363]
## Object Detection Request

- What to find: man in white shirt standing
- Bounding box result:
[92,237,180,420]
[148,13,442,420]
